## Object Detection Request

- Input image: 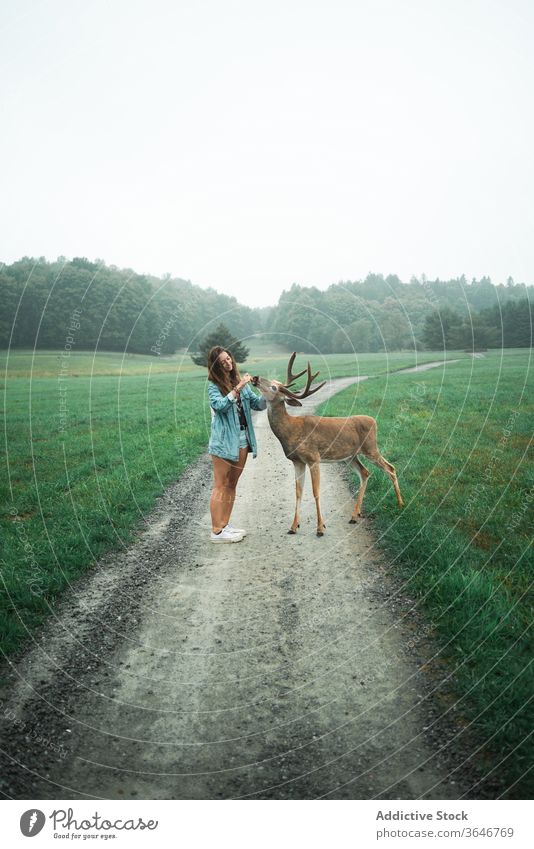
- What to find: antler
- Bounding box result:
[281,360,327,399]
[285,352,307,387]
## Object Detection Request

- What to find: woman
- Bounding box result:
[207,346,267,543]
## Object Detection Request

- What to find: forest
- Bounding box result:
[0,256,262,355]
[265,276,533,352]
[0,258,532,354]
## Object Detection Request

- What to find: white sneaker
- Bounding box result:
[210,527,244,543]
[224,523,247,537]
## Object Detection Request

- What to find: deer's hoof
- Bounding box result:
[317,530,324,537]
[288,529,297,535]
[349,518,358,524]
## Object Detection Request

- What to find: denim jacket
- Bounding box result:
[207,380,267,460]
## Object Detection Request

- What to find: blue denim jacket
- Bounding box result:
[208,380,267,460]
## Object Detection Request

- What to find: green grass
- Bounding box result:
[0,343,463,378]
[317,348,534,798]
[1,371,208,650]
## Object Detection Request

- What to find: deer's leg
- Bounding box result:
[288,460,306,534]
[349,457,370,522]
[363,450,404,508]
[309,462,326,536]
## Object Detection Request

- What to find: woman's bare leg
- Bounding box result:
[210,448,249,533]
[210,456,231,533]
[222,448,248,526]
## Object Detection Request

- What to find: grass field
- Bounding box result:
[1,345,531,794]
[0,341,461,378]
[318,348,533,797]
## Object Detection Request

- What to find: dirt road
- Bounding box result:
[0,368,479,799]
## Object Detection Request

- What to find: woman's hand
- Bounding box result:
[236,373,252,391]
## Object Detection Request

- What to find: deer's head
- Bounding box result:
[252,353,326,407]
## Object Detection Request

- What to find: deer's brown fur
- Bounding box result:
[254,354,404,535]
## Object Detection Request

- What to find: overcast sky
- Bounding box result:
[1,0,533,307]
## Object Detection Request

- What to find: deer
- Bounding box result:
[252,353,404,536]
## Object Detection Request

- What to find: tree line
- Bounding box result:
[0,256,263,355]
[0,258,531,355]
[421,300,533,350]
[265,275,532,353]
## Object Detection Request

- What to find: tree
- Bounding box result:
[190,323,250,366]
[448,316,500,350]
[350,318,377,352]
[479,298,533,347]
[421,307,461,350]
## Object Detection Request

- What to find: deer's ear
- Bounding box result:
[284,397,302,407]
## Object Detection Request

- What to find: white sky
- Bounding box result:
[1,0,533,307]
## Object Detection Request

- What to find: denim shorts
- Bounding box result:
[238,427,251,449]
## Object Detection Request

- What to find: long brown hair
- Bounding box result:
[207,346,241,395]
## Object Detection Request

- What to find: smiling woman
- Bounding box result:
[206,345,267,544]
